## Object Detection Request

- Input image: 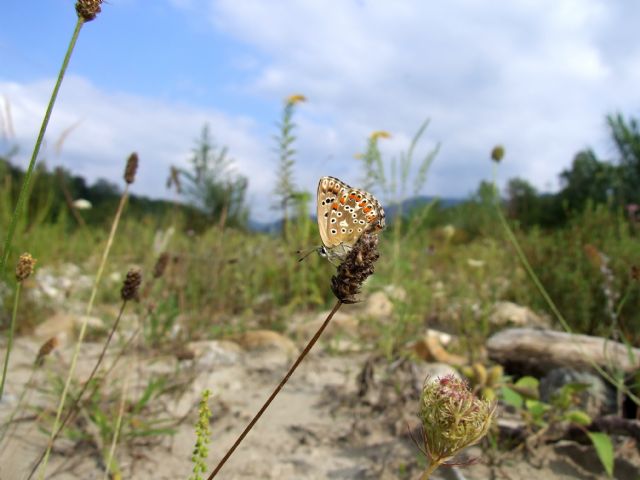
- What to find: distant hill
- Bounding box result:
[383,195,462,221]
[247,195,464,233]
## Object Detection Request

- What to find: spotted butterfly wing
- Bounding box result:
[317,176,385,262]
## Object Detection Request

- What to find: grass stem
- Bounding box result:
[0,283,22,399]
[206,300,343,479]
[103,370,129,480]
[490,165,640,404]
[34,193,130,480]
[29,301,127,478]
[0,17,84,279]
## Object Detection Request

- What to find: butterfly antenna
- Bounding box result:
[296,247,316,262]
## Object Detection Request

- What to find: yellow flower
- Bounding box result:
[286,94,307,105]
[370,130,392,141]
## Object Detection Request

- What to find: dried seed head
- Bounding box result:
[121,268,142,301]
[331,232,380,304]
[491,145,505,163]
[167,166,182,194]
[15,253,36,282]
[632,265,639,282]
[35,336,60,367]
[76,0,102,22]
[419,374,496,464]
[153,252,170,279]
[124,152,139,184]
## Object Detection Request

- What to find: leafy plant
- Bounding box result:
[178,124,248,229]
[501,377,615,478]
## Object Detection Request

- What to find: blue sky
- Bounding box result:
[1,1,640,221]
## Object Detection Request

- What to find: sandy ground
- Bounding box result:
[1,329,639,480]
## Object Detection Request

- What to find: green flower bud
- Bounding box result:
[419,375,496,464]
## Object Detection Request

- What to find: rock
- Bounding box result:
[425,328,453,346]
[539,368,617,418]
[33,312,103,342]
[554,440,640,479]
[326,337,366,353]
[489,301,550,329]
[383,285,407,302]
[184,340,242,367]
[290,311,359,342]
[363,291,393,318]
[31,263,93,306]
[231,330,298,356]
[467,258,485,268]
[487,327,640,375]
[410,331,466,366]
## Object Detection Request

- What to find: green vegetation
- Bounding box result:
[0,5,638,473]
[1,113,639,341]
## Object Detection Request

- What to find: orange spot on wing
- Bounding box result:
[358,201,366,207]
[349,193,357,200]
[332,203,339,210]
[340,197,346,204]
[363,206,372,213]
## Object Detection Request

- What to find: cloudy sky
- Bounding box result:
[1,1,639,221]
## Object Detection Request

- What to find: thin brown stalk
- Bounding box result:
[36,182,131,479]
[206,300,343,479]
[28,300,127,479]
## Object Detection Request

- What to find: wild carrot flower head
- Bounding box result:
[15,253,36,282]
[419,374,496,464]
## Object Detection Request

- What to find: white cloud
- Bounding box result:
[4,1,640,223]
[1,76,274,218]
[202,0,640,200]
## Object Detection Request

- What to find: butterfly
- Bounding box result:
[313,176,385,264]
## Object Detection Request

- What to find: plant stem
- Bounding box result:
[490,166,640,404]
[0,17,84,279]
[103,371,129,480]
[34,194,130,480]
[419,461,440,480]
[0,369,36,445]
[206,300,343,479]
[29,301,127,479]
[0,282,22,399]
